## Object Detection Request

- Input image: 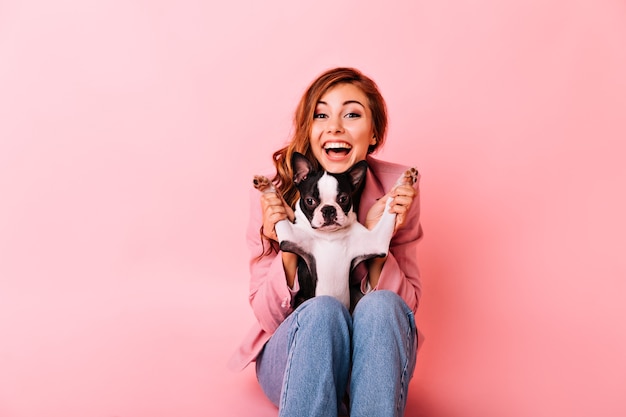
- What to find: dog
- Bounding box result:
[253,152,418,309]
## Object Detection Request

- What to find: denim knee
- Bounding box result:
[350,290,417,417]
[353,290,411,323]
[296,295,352,330]
[279,296,353,416]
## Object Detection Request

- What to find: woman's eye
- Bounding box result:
[313,113,327,119]
[345,112,361,119]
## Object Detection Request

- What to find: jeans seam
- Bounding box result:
[280,311,300,413]
[397,310,415,415]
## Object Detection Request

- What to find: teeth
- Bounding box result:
[324,142,352,150]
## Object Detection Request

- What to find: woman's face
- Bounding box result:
[309,83,376,174]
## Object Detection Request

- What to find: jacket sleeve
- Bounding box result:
[245,188,299,334]
[359,175,423,313]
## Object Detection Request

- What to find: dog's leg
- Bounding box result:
[252,175,304,252]
[253,174,289,237]
[377,166,419,234]
[253,175,276,194]
[252,175,318,305]
[395,167,418,188]
[353,167,419,262]
[383,167,418,221]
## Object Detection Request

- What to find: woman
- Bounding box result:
[229,67,423,416]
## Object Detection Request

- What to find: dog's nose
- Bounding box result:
[321,205,337,221]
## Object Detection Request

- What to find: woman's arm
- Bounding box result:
[246,188,299,334]
[362,176,423,312]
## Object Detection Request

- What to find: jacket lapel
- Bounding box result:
[357,157,387,223]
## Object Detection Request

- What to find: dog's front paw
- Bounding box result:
[253,175,274,193]
[397,167,418,186]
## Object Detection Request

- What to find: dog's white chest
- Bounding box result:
[307,229,358,307]
[282,207,394,308]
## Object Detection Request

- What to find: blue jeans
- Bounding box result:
[256,290,418,417]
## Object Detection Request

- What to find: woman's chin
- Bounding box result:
[320,152,355,173]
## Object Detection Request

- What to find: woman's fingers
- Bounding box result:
[390,184,417,231]
[260,192,290,241]
[260,192,282,209]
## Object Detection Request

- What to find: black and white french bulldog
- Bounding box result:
[254,152,417,309]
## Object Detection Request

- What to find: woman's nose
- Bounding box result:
[326,115,344,133]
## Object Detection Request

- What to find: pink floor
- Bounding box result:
[0,262,433,416]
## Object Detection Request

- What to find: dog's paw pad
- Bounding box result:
[253,175,272,192]
[398,167,418,186]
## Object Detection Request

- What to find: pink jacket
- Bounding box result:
[228,156,423,371]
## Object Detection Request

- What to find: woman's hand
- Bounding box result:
[364,182,416,288]
[260,191,295,242]
[364,182,417,233]
[260,192,298,288]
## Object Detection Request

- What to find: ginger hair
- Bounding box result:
[271,67,388,208]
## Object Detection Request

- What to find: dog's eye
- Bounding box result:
[338,194,348,204]
[305,197,317,206]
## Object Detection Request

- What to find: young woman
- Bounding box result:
[229,67,423,417]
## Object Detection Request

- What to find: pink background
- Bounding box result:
[1,1,625,416]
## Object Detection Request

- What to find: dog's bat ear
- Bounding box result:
[346,160,368,190]
[292,152,313,185]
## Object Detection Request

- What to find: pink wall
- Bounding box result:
[1,1,625,416]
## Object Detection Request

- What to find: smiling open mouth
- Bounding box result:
[324,142,352,156]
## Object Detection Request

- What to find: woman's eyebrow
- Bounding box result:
[343,100,365,107]
[316,100,365,107]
